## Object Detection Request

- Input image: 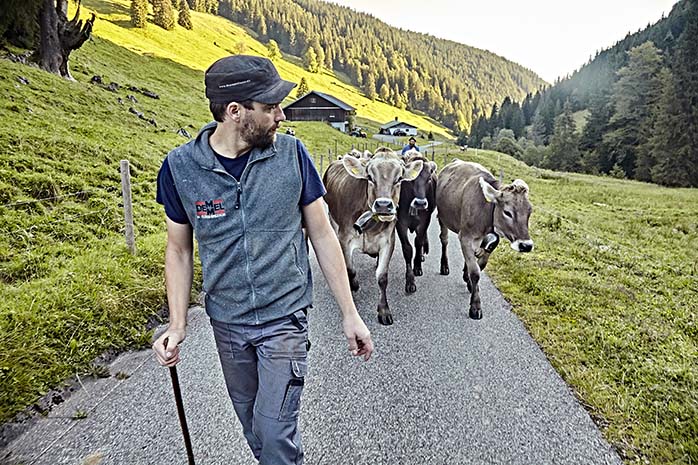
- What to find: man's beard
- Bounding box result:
[241,117,276,149]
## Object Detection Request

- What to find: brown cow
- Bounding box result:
[436,160,533,319]
[323,148,423,325]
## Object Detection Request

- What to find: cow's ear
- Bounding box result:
[403,160,424,181]
[342,155,368,179]
[479,177,500,203]
[428,161,438,174]
[362,150,373,159]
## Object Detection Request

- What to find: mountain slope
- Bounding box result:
[219,0,547,131]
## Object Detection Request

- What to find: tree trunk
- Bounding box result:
[37,0,96,80]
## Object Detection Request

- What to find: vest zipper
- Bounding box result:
[235,185,242,209]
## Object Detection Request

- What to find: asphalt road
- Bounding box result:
[2,225,622,465]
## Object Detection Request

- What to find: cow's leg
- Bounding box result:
[396,223,416,294]
[376,236,395,325]
[413,219,429,277]
[459,235,482,320]
[438,217,450,275]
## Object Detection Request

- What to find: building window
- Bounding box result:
[310,97,316,104]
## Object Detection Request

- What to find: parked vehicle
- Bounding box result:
[349,128,367,138]
[393,129,407,136]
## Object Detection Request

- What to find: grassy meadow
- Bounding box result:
[449,148,698,464]
[0,1,697,464]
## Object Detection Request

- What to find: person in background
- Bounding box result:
[152,55,374,465]
[401,136,420,156]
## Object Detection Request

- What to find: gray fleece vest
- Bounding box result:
[167,122,313,325]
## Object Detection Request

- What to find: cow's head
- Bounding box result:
[479,177,534,253]
[403,151,437,215]
[343,148,423,221]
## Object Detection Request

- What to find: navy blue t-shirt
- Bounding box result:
[156,139,326,224]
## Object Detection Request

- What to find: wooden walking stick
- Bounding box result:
[165,339,195,465]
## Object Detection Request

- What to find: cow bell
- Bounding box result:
[481,232,500,253]
[353,211,379,234]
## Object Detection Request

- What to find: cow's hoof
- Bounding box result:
[378,313,394,325]
[406,282,416,294]
[440,265,450,275]
[469,308,482,320]
[414,267,423,277]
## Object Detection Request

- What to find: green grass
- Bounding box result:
[1,3,697,464]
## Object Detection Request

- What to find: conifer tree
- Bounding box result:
[304,47,319,73]
[296,77,309,97]
[602,41,664,179]
[177,0,193,30]
[547,100,581,171]
[153,0,175,30]
[267,39,281,61]
[130,0,148,28]
[649,68,694,186]
[364,72,377,100]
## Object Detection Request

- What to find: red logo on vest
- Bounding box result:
[196,199,226,219]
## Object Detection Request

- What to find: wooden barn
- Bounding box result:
[283,91,356,132]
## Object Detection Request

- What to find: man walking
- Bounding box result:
[152,55,374,464]
[401,136,420,156]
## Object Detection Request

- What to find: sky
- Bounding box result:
[324,0,679,83]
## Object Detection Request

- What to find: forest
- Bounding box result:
[467,0,698,187]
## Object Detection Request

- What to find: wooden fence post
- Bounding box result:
[320,152,324,173]
[120,160,136,255]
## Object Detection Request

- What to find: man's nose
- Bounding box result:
[276,107,286,122]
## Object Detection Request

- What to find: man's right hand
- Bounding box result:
[152,327,186,367]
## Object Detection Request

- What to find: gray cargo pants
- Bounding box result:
[210,308,309,465]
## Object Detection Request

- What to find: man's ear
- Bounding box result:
[226,102,242,122]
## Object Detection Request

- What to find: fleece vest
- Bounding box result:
[167,122,313,325]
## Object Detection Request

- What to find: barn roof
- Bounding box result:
[284,90,355,111]
[380,120,418,130]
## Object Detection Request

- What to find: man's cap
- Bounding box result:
[205,55,296,105]
[409,136,417,142]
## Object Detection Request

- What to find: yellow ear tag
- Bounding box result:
[352,167,360,175]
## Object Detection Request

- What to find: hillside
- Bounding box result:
[468,0,697,187]
[219,0,547,132]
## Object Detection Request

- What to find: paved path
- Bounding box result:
[2,227,622,465]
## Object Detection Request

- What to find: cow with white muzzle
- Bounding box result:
[436,160,533,320]
[323,148,423,325]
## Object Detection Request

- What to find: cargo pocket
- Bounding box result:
[278,359,307,421]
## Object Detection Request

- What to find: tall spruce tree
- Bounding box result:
[131,0,148,28]
[547,100,581,171]
[666,0,698,186]
[649,68,695,186]
[601,41,664,179]
[177,0,193,30]
[296,77,309,97]
[153,0,176,30]
[304,47,319,73]
[267,39,281,61]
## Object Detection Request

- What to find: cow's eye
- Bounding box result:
[366,174,375,184]
[503,210,513,219]
[393,177,403,185]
